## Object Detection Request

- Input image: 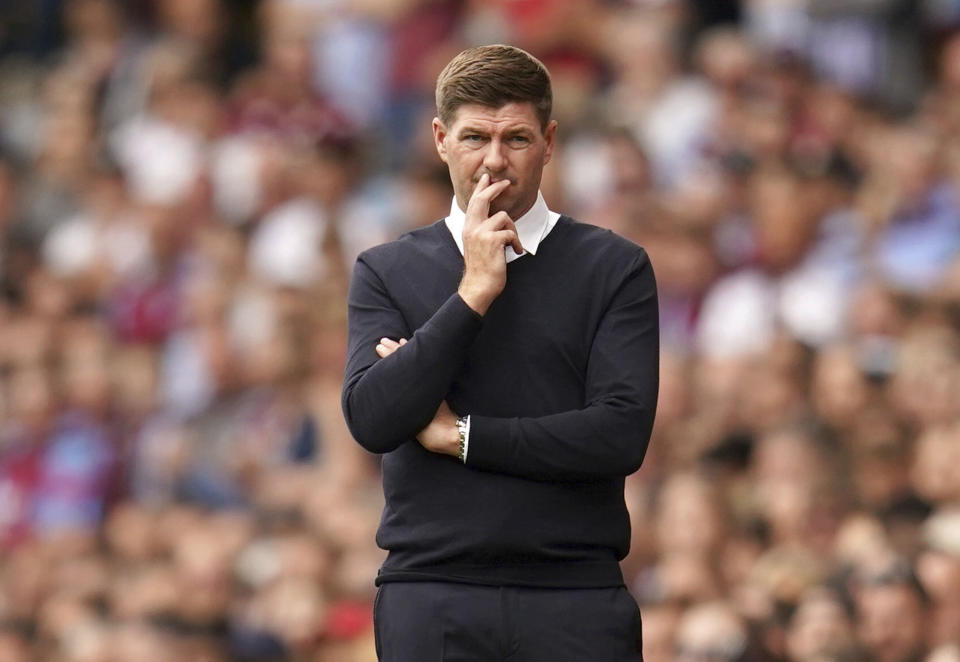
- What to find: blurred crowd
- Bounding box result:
[0,0,959,661]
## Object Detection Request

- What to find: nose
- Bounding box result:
[482,138,507,173]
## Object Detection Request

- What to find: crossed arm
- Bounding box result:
[386,266,657,483]
[341,250,659,482]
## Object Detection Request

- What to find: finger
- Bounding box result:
[466,178,510,223]
[463,174,490,226]
[376,337,404,358]
[484,211,513,228]
[484,214,524,254]
[472,172,489,197]
[492,229,520,249]
[473,178,510,205]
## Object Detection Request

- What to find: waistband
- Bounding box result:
[375,560,625,588]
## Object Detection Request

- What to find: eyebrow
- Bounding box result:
[456,125,536,137]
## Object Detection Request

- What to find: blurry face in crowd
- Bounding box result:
[433,102,557,221]
[749,168,813,271]
[655,473,724,557]
[810,345,869,429]
[857,582,927,662]
[911,422,960,503]
[159,0,221,46]
[917,550,960,605]
[673,602,746,662]
[787,589,856,662]
[8,365,54,432]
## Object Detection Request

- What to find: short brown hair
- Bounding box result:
[435,44,552,131]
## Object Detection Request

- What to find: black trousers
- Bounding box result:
[373,581,643,662]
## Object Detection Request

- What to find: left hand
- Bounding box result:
[416,400,460,456]
[374,337,461,457]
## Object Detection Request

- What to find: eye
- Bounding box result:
[509,135,531,145]
[464,134,484,143]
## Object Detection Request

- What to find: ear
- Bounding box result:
[432,117,448,164]
[542,120,558,166]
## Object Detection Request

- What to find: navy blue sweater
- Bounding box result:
[341,216,659,587]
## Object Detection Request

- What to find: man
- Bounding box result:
[341,44,658,661]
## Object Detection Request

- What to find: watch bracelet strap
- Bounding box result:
[456,415,468,464]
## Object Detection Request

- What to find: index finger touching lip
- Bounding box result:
[466,175,510,220]
[473,173,489,194]
[472,178,510,204]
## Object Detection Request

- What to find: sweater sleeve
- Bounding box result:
[341,254,483,454]
[465,252,659,481]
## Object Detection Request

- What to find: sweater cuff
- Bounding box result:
[424,292,484,348]
[451,292,484,323]
[461,415,513,473]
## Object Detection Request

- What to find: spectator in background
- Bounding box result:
[854,560,930,662]
[786,587,862,662]
[673,601,759,662]
[31,318,116,537]
[858,124,960,292]
[805,0,925,115]
[917,507,960,646]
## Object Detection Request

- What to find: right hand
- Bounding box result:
[457,173,524,315]
[375,336,407,358]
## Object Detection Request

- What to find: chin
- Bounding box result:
[491,201,521,219]
[488,199,510,213]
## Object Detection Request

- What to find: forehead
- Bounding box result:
[448,102,541,130]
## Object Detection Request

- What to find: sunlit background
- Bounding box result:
[0,1,959,661]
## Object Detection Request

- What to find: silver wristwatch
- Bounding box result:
[456,415,469,464]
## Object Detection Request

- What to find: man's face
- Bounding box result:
[433,102,556,220]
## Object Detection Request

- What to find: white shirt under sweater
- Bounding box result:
[443,190,561,461]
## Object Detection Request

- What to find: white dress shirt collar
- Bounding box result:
[444,190,560,263]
